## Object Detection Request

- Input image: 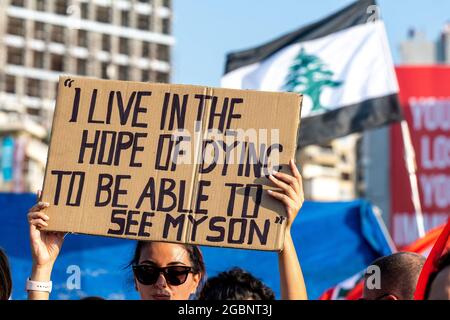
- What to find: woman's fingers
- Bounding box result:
[30,218,48,228]
[268,174,297,200]
[289,159,301,179]
[29,201,50,213]
[289,159,303,191]
[268,190,296,208]
[28,211,50,223]
[289,159,304,202]
[272,170,300,196]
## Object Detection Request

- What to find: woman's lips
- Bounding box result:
[152,293,171,300]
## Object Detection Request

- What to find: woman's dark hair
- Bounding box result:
[0,248,12,300]
[129,240,206,280]
[424,250,450,299]
[198,267,275,300]
[80,296,105,300]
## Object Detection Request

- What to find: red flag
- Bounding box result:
[414,218,450,300]
[319,220,449,300]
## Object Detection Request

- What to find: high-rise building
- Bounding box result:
[399,28,435,64]
[297,134,358,201]
[0,0,174,128]
[437,22,450,63]
[0,0,174,192]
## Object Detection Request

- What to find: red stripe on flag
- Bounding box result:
[318,220,449,300]
[414,218,450,300]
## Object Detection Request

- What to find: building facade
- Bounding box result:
[297,134,358,202]
[437,23,450,63]
[0,0,173,192]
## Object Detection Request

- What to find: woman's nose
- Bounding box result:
[154,272,167,288]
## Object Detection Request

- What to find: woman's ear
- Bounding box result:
[190,273,201,295]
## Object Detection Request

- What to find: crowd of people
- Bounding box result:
[0,159,449,300]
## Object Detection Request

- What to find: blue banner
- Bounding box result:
[0,193,393,300]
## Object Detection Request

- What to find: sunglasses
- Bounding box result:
[133,265,193,286]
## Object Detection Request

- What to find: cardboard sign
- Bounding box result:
[41,76,302,251]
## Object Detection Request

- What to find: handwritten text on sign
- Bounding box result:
[42,77,301,250]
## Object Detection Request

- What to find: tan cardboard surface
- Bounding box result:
[41,76,302,251]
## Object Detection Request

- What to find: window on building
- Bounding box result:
[77,59,87,75]
[11,0,25,7]
[119,37,129,55]
[162,18,170,34]
[81,2,89,19]
[341,172,351,181]
[51,25,65,43]
[121,10,129,27]
[102,34,110,51]
[7,47,24,65]
[162,0,171,8]
[27,107,41,116]
[138,14,150,30]
[142,42,151,58]
[26,79,41,98]
[157,44,170,62]
[50,54,64,71]
[118,66,129,80]
[156,72,169,83]
[27,79,42,98]
[33,51,45,68]
[5,75,16,93]
[55,0,68,15]
[101,62,109,79]
[96,6,111,23]
[141,70,150,82]
[78,30,88,47]
[34,22,46,40]
[7,17,25,36]
[36,0,46,11]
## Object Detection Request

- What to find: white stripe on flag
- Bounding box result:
[221,20,398,118]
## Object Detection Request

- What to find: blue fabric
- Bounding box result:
[0,193,393,300]
[1,136,14,181]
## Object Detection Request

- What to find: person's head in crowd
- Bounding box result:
[0,248,12,300]
[80,296,105,300]
[363,252,425,300]
[129,241,205,300]
[425,250,450,300]
[198,267,275,300]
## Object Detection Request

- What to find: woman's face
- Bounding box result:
[135,242,201,300]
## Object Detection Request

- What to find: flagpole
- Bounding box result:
[400,120,425,238]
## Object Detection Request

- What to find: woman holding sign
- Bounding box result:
[26,159,307,300]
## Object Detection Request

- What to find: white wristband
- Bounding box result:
[26,278,52,293]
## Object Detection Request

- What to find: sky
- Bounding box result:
[172,0,450,86]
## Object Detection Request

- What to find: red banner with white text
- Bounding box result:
[391,66,450,247]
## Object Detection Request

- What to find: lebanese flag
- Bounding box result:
[221,0,402,147]
[319,221,450,300]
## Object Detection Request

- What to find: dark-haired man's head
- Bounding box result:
[363,252,425,300]
[198,267,275,300]
[0,248,12,300]
[425,250,450,300]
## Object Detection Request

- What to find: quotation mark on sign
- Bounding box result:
[64,79,75,88]
[274,216,285,224]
